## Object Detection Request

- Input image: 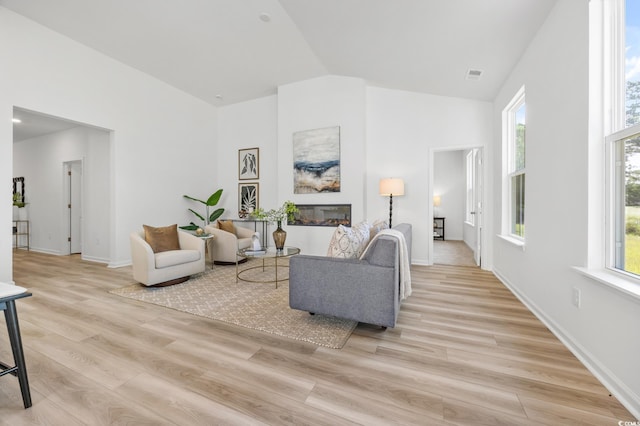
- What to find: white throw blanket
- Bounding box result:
[360,229,412,300]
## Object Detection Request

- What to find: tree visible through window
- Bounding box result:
[626,1,640,126]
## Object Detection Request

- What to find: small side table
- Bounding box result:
[0,282,32,409]
[196,234,214,269]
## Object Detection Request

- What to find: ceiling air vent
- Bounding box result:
[466,69,483,81]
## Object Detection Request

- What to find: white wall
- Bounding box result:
[13,126,110,261]
[433,150,465,241]
[366,87,493,265]
[277,76,367,255]
[492,0,640,415]
[0,7,218,278]
[84,127,111,262]
[217,95,278,236]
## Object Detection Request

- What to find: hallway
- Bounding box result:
[433,240,477,267]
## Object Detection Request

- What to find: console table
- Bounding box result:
[433,217,445,240]
[12,220,29,251]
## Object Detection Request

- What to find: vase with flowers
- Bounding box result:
[251,201,299,250]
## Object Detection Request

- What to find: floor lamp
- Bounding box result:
[379,178,404,228]
[433,195,441,217]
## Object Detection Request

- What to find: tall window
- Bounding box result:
[466,151,475,225]
[605,0,640,278]
[503,87,526,240]
[625,1,640,127]
[608,130,640,276]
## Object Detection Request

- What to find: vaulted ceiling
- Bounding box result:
[1,0,557,108]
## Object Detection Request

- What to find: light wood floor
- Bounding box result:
[433,240,477,267]
[1,250,634,424]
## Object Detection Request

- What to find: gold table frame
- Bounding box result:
[236,246,300,288]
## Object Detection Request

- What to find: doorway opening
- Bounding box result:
[12,107,111,262]
[431,147,483,267]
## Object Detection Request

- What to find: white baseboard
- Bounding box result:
[18,249,120,268]
[80,255,109,264]
[493,268,640,420]
[108,260,131,269]
[26,247,61,256]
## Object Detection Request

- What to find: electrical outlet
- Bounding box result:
[572,287,581,308]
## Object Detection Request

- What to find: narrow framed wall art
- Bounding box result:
[238,182,259,213]
[239,147,259,180]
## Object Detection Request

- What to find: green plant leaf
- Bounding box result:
[206,189,223,206]
[209,208,224,223]
[183,195,206,204]
[188,208,205,221]
[179,222,199,231]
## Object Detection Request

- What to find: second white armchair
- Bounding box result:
[205,220,254,264]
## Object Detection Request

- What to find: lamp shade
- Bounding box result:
[433,195,441,207]
[379,178,404,196]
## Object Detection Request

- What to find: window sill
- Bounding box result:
[573,267,640,303]
[497,234,525,251]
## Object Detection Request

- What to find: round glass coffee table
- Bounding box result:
[236,246,300,288]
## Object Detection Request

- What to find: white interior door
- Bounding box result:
[474,149,483,266]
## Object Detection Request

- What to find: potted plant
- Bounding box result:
[12,192,28,221]
[180,188,225,233]
[12,192,26,208]
[252,201,299,249]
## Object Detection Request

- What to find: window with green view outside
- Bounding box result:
[512,104,525,237]
[613,133,640,275]
[614,0,640,275]
[506,96,525,239]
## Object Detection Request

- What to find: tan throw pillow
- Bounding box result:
[217,220,236,234]
[143,224,180,253]
[326,221,371,258]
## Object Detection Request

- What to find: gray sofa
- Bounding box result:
[289,223,412,328]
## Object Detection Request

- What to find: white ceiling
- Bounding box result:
[1,0,557,104]
[12,108,81,142]
[4,0,557,138]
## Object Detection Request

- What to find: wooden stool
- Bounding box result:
[0,282,32,409]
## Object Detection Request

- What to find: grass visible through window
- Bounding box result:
[626,207,640,275]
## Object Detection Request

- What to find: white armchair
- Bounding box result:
[130,230,205,286]
[204,221,254,264]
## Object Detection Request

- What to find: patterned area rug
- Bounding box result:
[110,259,357,348]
